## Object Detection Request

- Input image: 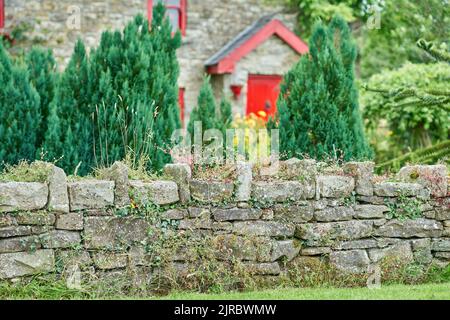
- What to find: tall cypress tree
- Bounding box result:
[88,6,181,171]
[25,47,56,149]
[0,43,41,167]
[42,40,92,175]
[271,16,372,161]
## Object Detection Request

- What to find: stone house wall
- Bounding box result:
[3,0,298,123]
[0,160,449,287]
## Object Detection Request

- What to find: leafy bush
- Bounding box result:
[361,62,450,162]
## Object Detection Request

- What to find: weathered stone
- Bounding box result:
[373,219,387,227]
[373,182,424,197]
[31,225,53,235]
[252,181,314,203]
[15,212,56,226]
[271,240,300,262]
[212,222,233,233]
[56,213,84,230]
[214,234,272,262]
[289,256,325,271]
[40,230,81,249]
[397,165,448,198]
[314,207,354,222]
[435,206,450,221]
[178,215,213,230]
[188,207,210,218]
[92,252,128,270]
[273,204,314,223]
[0,182,48,212]
[317,175,355,198]
[434,252,450,260]
[233,221,295,237]
[354,205,389,219]
[102,162,130,207]
[129,247,152,266]
[301,247,331,256]
[164,163,192,203]
[368,242,414,263]
[0,226,32,238]
[244,262,281,275]
[261,209,274,220]
[410,239,432,264]
[330,250,370,273]
[356,195,386,205]
[213,208,262,221]
[375,219,443,238]
[0,236,41,253]
[281,159,317,186]
[431,239,450,252]
[189,180,234,203]
[84,217,150,249]
[47,165,70,213]
[57,250,92,269]
[235,161,253,202]
[333,239,378,250]
[0,249,54,279]
[68,180,115,211]
[129,180,179,206]
[0,215,16,227]
[343,162,374,196]
[296,221,374,243]
[162,209,187,220]
[377,238,402,248]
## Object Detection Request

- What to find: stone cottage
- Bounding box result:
[0,0,308,125]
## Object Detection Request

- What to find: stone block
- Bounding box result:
[317,175,355,198]
[375,219,443,238]
[271,240,300,262]
[47,165,70,213]
[314,207,354,222]
[354,205,389,219]
[273,204,314,223]
[101,161,130,207]
[233,221,295,237]
[164,163,192,203]
[56,213,84,230]
[368,242,414,263]
[213,208,262,221]
[129,180,179,206]
[330,250,370,274]
[0,226,32,238]
[189,180,234,203]
[92,252,128,270]
[235,161,253,202]
[0,236,41,253]
[296,221,374,243]
[397,165,448,198]
[68,180,115,211]
[343,162,374,196]
[40,230,81,249]
[252,181,314,203]
[0,249,54,279]
[0,182,48,212]
[373,182,424,197]
[15,212,56,226]
[84,216,150,249]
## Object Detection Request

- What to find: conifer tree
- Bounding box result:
[187,76,219,137]
[42,40,92,175]
[270,16,372,161]
[88,6,181,171]
[25,47,57,149]
[0,43,41,167]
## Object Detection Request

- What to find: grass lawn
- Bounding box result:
[163,283,450,300]
[2,280,449,300]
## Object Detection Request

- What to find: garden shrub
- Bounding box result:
[0,43,41,168]
[270,15,372,162]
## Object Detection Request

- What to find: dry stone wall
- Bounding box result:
[0,160,449,287]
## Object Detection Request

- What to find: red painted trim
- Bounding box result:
[147,0,187,36]
[0,0,5,29]
[179,87,185,125]
[207,19,309,74]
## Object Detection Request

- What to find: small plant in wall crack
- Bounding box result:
[385,193,423,220]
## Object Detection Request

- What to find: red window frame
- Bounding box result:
[179,87,185,125]
[147,0,187,36]
[0,0,5,30]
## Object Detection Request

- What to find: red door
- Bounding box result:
[246,74,282,120]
